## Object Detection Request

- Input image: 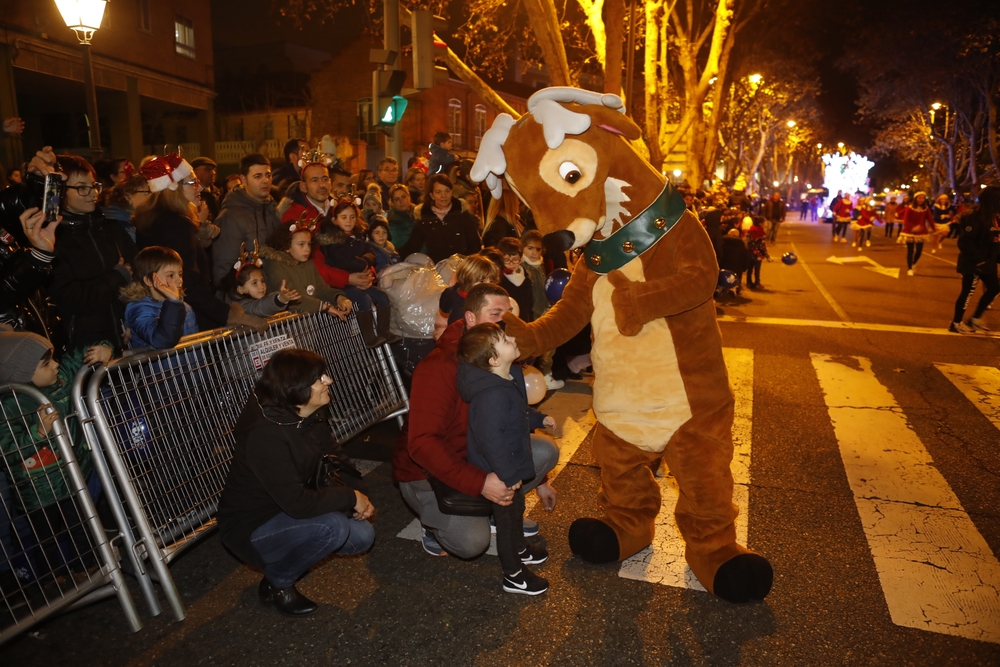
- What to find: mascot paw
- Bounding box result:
[712,553,773,603]
[607,270,643,336]
[569,518,621,564]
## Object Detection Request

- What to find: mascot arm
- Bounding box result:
[607,217,718,336]
[503,259,595,359]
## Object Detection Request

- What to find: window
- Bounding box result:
[474,104,487,150]
[174,15,195,58]
[136,0,151,32]
[448,99,462,149]
[263,119,274,141]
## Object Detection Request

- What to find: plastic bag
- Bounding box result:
[379,263,446,339]
[435,254,464,287]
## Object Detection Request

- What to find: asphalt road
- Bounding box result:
[2,220,999,666]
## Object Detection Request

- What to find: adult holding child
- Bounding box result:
[392,283,558,559]
[218,348,375,617]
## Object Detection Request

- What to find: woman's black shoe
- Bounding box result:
[258,578,318,617]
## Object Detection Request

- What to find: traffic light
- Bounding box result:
[411,10,449,90]
[372,69,407,129]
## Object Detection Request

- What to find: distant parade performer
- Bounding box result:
[899,191,937,276]
[832,193,852,243]
[930,193,956,252]
[949,186,1000,334]
[851,197,878,249]
[883,197,900,238]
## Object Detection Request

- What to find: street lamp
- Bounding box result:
[748,74,762,85]
[55,0,107,161]
[816,143,823,150]
[787,120,796,128]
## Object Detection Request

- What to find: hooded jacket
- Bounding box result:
[956,206,1000,275]
[120,282,198,349]
[456,361,544,487]
[397,198,482,263]
[259,245,347,313]
[212,188,282,284]
[50,208,137,350]
[217,396,363,568]
[428,143,457,176]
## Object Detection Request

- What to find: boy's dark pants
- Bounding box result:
[492,488,527,576]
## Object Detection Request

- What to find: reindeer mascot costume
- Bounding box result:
[471,88,772,603]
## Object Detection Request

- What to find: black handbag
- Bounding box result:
[427,475,493,517]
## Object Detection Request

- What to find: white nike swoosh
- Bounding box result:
[508,579,528,590]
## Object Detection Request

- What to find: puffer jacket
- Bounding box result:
[0,346,93,511]
[397,198,482,263]
[120,282,198,349]
[212,188,281,284]
[217,395,364,568]
[259,245,347,314]
[316,225,377,274]
[50,208,137,350]
[456,361,545,487]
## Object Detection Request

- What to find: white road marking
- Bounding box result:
[936,363,1000,431]
[618,348,753,589]
[396,378,597,554]
[812,353,1000,645]
[792,243,851,321]
[717,315,1000,338]
[826,254,900,278]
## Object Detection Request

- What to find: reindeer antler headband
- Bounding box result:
[288,210,319,235]
[233,240,263,272]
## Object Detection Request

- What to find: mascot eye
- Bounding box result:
[558,161,583,184]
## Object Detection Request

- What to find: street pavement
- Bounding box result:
[2,220,999,666]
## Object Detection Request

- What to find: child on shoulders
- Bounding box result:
[456,322,554,596]
[121,246,199,349]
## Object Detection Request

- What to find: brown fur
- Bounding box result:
[492,95,766,598]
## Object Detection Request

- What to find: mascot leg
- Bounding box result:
[665,400,773,603]
[569,423,661,564]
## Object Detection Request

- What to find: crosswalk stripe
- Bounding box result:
[812,353,1000,645]
[618,348,754,589]
[935,363,1000,431]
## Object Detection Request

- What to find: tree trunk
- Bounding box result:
[522,0,573,86]
[603,0,626,95]
[644,0,665,167]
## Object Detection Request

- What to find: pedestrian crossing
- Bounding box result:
[391,348,1000,645]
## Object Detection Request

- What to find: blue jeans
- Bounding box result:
[250,511,375,589]
[342,285,390,312]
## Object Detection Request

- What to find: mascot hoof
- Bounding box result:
[569,518,620,564]
[713,553,773,603]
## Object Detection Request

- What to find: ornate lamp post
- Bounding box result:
[55,0,108,160]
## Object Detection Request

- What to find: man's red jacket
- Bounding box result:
[391,319,487,497]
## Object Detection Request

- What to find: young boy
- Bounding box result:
[497,237,534,323]
[427,131,457,176]
[120,246,199,349]
[456,323,555,595]
[0,325,112,576]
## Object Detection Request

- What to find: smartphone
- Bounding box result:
[41,173,62,228]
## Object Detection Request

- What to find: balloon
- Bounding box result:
[717,270,738,289]
[544,268,572,304]
[509,297,520,317]
[523,365,547,405]
[405,252,433,267]
[781,252,798,265]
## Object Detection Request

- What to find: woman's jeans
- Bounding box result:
[250,511,375,589]
[342,285,390,312]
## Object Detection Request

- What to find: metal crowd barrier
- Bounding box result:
[0,382,141,645]
[78,311,408,621]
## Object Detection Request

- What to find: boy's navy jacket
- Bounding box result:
[456,361,545,487]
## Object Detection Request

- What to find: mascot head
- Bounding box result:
[471,87,667,253]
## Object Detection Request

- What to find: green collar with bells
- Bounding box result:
[583,182,686,275]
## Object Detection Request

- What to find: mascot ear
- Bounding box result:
[586,105,642,141]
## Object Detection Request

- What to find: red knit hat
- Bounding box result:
[140,153,193,193]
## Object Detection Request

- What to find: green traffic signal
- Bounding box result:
[380,95,408,125]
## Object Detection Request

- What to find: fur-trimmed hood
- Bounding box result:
[119,281,186,303]
[314,227,351,247]
[258,244,299,266]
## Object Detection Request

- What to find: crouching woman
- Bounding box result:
[218,349,375,617]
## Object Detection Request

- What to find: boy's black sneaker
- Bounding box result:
[502,568,549,596]
[519,545,548,565]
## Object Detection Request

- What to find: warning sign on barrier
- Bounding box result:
[249,334,297,370]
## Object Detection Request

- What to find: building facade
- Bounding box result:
[1,0,216,168]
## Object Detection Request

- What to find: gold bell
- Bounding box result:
[589,254,602,266]
[654,217,666,230]
[622,240,634,253]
